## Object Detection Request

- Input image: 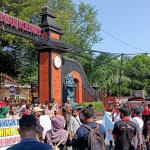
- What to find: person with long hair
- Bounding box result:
[46,115,71,150]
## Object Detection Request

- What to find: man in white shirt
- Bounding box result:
[132,108,144,150]
[112,102,121,123]
[51,98,58,114]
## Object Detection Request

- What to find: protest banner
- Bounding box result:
[0,119,20,149]
[39,115,52,132]
[103,112,114,141]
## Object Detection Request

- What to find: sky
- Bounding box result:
[73,0,150,54]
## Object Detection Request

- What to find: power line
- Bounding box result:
[101,29,150,53]
[68,43,150,56]
[52,45,150,76]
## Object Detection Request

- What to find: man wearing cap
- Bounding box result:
[64,98,73,129]
[32,107,44,142]
[45,104,55,119]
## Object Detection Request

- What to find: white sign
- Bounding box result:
[39,115,51,132]
[0,119,20,149]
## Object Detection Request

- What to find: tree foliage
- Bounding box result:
[0,0,101,84]
[0,0,150,96]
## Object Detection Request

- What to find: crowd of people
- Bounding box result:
[1,97,150,150]
[106,101,150,150]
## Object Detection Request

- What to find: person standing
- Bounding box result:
[15,101,20,115]
[133,108,144,150]
[72,107,106,150]
[64,98,73,129]
[107,103,114,112]
[18,99,26,115]
[142,101,150,150]
[23,104,32,115]
[45,104,55,119]
[128,108,141,150]
[51,98,58,115]
[0,106,9,118]
[112,106,137,150]
[70,109,82,139]
[112,102,121,123]
[32,107,44,142]
[107,103,115,149]
[7,115,53,150]
[7,100,13,110]
[6,104,19,119]
[37,99,42,108]
[46,115,72,150]
[43,100,49,109]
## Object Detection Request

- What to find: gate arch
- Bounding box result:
[0,73,29,100]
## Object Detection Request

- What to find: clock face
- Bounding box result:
[54,56,62,68]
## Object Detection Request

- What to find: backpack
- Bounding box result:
[83,124,106,150]
[47,131,68,150]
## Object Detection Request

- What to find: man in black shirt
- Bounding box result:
[112,106,137,150]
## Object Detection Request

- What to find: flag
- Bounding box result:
[103,112,114,141]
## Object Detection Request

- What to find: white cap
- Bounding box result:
[33,107,44,113]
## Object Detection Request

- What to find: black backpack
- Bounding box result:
[83,124,106,150]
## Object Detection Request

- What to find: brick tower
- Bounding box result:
[37,6,69,114]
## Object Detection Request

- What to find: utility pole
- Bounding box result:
[119,53,124,97]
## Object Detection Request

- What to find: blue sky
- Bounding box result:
[73,0,150,54]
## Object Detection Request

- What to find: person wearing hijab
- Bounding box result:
[46,115,71,150]
[0,106,9,118]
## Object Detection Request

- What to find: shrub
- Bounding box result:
[80,102,104,112]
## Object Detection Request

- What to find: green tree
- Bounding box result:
[0,0,102,84]
[124,54,150,90]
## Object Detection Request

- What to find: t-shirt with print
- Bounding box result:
[112,117,137,150]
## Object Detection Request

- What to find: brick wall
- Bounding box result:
[39,52,50,104]
[52,53,62,114]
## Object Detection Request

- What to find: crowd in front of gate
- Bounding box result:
[0,98,150,150]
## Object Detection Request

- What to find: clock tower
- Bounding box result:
[37,6,69,114]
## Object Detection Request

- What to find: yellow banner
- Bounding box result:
[0,127,19,137]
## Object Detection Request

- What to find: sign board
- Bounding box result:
[0,119,20,149]
[39,115,51,132]
[10,85,15,94]
[103,112,114,141]
[0,12,41,37]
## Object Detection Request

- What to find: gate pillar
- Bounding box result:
[37,6,68,114]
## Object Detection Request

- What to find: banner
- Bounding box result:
[39,115,52,132]
[0,119,20,149]
[103,112,114,141]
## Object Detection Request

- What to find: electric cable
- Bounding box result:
[101,29,150,53]
[58,47,150,76]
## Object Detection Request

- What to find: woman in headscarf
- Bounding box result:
[46,115,71,150]
[0,106,9,118]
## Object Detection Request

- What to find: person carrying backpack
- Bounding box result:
[72,107,106,150]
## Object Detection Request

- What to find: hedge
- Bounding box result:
[80,102,104,112]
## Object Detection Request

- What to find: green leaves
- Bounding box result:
[0,0,102,85]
